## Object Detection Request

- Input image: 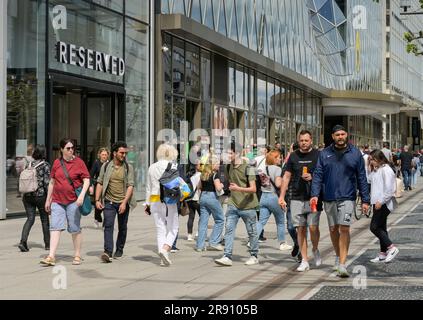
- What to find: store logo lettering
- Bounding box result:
[56,41,125,76]
[52,5,67,30]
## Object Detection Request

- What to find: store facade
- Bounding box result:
[4,0,151,214]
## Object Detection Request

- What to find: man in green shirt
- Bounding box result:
[215,143,260,267]
[95,141,136,263]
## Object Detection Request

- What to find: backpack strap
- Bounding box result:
[60,159,75,190]
[33,161,45,169]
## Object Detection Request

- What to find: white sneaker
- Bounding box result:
[160,258,165,266]
[279,242,293,251]
[195,231,198,238]
[333,256,340,271]
[385,246,399,263]
[313,249,322,267]
[296,260,310,272]
[370,253,387,263]
[245,256,259,266]
[94,220,101,228]
[158,249,172,266]
[214,256,233,266]
[246,242,251,248]
[337,265,350,278]
[187,234,194,241]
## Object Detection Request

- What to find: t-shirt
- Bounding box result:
[259,165,282,194]
[381,148,392,162]
[400,152,413,170]
[105,165,126,203]
[285,149,319,201]
[227,163,259,210]
[201,173,219,192]
[51,157,90,205]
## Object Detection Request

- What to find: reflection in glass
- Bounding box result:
[186,43,200,98]
[173,38,185,95]
[126,0,149,23]
[125,18,149,199]
[257,74,267,114]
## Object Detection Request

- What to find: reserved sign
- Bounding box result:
[56,41,125,76]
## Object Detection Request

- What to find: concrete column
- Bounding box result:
[1,0,7,219]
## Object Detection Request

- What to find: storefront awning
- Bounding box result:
[322,91,403,116]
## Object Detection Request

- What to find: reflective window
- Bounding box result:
[173,96,185,140]
[235,64,246,109]
[257,74,267,115]
[126,0,149,23]
[173,38,185,95]
[201,50,212,101]
[6,0,46,214]
[191,0,202,23]
[228,62,236,107]
[125,18,149,199]
[92,0,123,12]
[163,34,172,94]
[186,43,200,98]
[48,0,124,83]
[267,78,275,116]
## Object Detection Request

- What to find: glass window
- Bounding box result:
[125,18,149,200]
[92,0,123,12]
[201,50,211,101]
[173,96,185,141]
[190,0,202,23]
[228,62,236,107]
[7,0,46,214]
[235,64,245,109]
[126,0,149,23]
[257,73,267,114]
[186,43,200,98]
[48,0,124,83]
[172,38,185,95]
[267,78,275,116]
[163,34,172,94]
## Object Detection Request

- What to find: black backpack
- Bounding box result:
[159,162,182,205]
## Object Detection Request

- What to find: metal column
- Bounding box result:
[0,0,7,219]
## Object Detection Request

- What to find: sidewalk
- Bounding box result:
[1,178,423,300]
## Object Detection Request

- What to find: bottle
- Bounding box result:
[310,198,317,213]
[303,166,308,175]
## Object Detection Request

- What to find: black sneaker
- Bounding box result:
[101,252,113,263]
[258,236,267,243]
[291,244,299,257]
[45,245,50,251]
[18,242,29,252]
[113,250,123,259]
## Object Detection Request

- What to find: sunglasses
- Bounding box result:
[65,146,74,151]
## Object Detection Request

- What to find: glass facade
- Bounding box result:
[161,0,384,93]
[6,0,151,213]
[162,33,323,157]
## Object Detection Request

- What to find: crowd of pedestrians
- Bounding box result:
[16,125,413,278]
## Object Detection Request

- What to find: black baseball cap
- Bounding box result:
[332,125,347,134]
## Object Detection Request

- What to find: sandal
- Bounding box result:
[72,256,83,265]
[40,256,56,266]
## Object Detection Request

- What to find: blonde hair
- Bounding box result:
[156,143,178,161]
[97,147,110,159]
[200,155,220,181]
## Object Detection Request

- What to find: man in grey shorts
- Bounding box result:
[310,125,370,278]
[280,130,321,272]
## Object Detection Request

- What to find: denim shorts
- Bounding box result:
[50,202,81,233]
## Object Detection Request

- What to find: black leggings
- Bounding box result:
[370,204,393,253]
[21,194,50,246]
[187,201,200,234]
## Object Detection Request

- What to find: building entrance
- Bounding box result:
[49,74,125,168]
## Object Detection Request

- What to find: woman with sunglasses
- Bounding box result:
[368,150,399,264]
[40,139,90,266]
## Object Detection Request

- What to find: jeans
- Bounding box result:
[103,201,130,255]
[21,194,50,246]
[411,168,418,185]
[370,204,392,252]
[187,201,200,234]
[257,193,286,242]
[402,169,411,189]
[286,206,298,246]
[223,205,259,259]
[197,192,225,249]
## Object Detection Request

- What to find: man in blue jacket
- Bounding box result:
[310,125,370,278]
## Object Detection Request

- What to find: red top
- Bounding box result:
[51,157,90,205]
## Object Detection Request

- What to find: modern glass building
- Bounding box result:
[2,0,422,217]
[3,0,151,215]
